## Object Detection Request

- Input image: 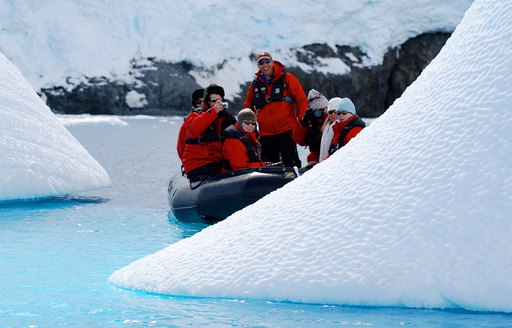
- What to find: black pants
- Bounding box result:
[260,130,301,167]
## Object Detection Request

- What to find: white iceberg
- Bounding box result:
[110,0,512,312]
[0,53,111,201]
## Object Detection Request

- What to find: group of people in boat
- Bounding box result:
[176,51,366,179]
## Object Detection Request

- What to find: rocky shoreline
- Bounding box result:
[40,32,450,118]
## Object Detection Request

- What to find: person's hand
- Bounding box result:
[213,100,224,113]
[300,109,314,127]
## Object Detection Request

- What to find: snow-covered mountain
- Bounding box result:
[0,1,473,116]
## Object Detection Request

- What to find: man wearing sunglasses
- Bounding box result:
[243,51,308,168]
[180,84,236,178]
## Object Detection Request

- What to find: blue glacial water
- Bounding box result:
[1,116,511,327]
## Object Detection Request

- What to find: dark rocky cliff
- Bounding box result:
[41,32,450,118]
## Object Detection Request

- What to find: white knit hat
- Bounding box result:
[328,97,343,111]
[307,89,328,110]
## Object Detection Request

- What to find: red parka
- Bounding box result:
[244,61,308,136]
[221,124,265,172]
[176,120,187,161]
[180,108,234,174]
[329,116,365,156]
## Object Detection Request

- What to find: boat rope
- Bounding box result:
[189,176,209,190]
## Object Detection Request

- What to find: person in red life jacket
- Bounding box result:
[328,98,366,158]
[221,108,266,173]
[181,84,236,178]
[177,88,204,162]
[292,89,328,167]
[243,51,308,168]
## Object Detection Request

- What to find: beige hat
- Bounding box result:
[256,51,272,62]
[237,108,257,125]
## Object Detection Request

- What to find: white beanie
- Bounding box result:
[237,108,257,125]
[337,97,356,114]
[328,97,343,111]
[307,89,328,110]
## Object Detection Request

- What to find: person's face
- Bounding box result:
[326,108,338,122]
[241,120,257,133]
[207,93,223,106]
[336,110,354,121]
[257,58,274,76]
[193,98,203,109]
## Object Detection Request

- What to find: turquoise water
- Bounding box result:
[1,118,511,327]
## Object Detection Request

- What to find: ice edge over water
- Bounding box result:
[0,53,111,201]
[110,0,512,312]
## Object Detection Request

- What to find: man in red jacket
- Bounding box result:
[180,84,236,178]
[244,51,308,167]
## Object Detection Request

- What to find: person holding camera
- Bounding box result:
[180,84,236,178]
[243,51,308,168]
[292,89,328,167]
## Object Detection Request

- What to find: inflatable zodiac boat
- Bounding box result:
[168,166,304,223]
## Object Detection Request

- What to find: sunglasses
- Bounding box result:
[328,109,351,115]
[242,121,257,126]
[208,97,223,103]
[257,58,272,66]
[193,99,203,107]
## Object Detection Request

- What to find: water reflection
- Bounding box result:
[167,212,208,238]
[0,195,109,211]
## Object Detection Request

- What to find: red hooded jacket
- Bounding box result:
[244,61,308,136]
[221,124,265,172]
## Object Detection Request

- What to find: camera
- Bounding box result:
[312,108,324,118]
[222,101,229,109]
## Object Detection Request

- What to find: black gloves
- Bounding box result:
[300,109,314,127]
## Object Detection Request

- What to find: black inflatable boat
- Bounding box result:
[168,166,303,223]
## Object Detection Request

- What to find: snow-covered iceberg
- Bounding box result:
[110,0,512,312]
[0,53,111,201]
